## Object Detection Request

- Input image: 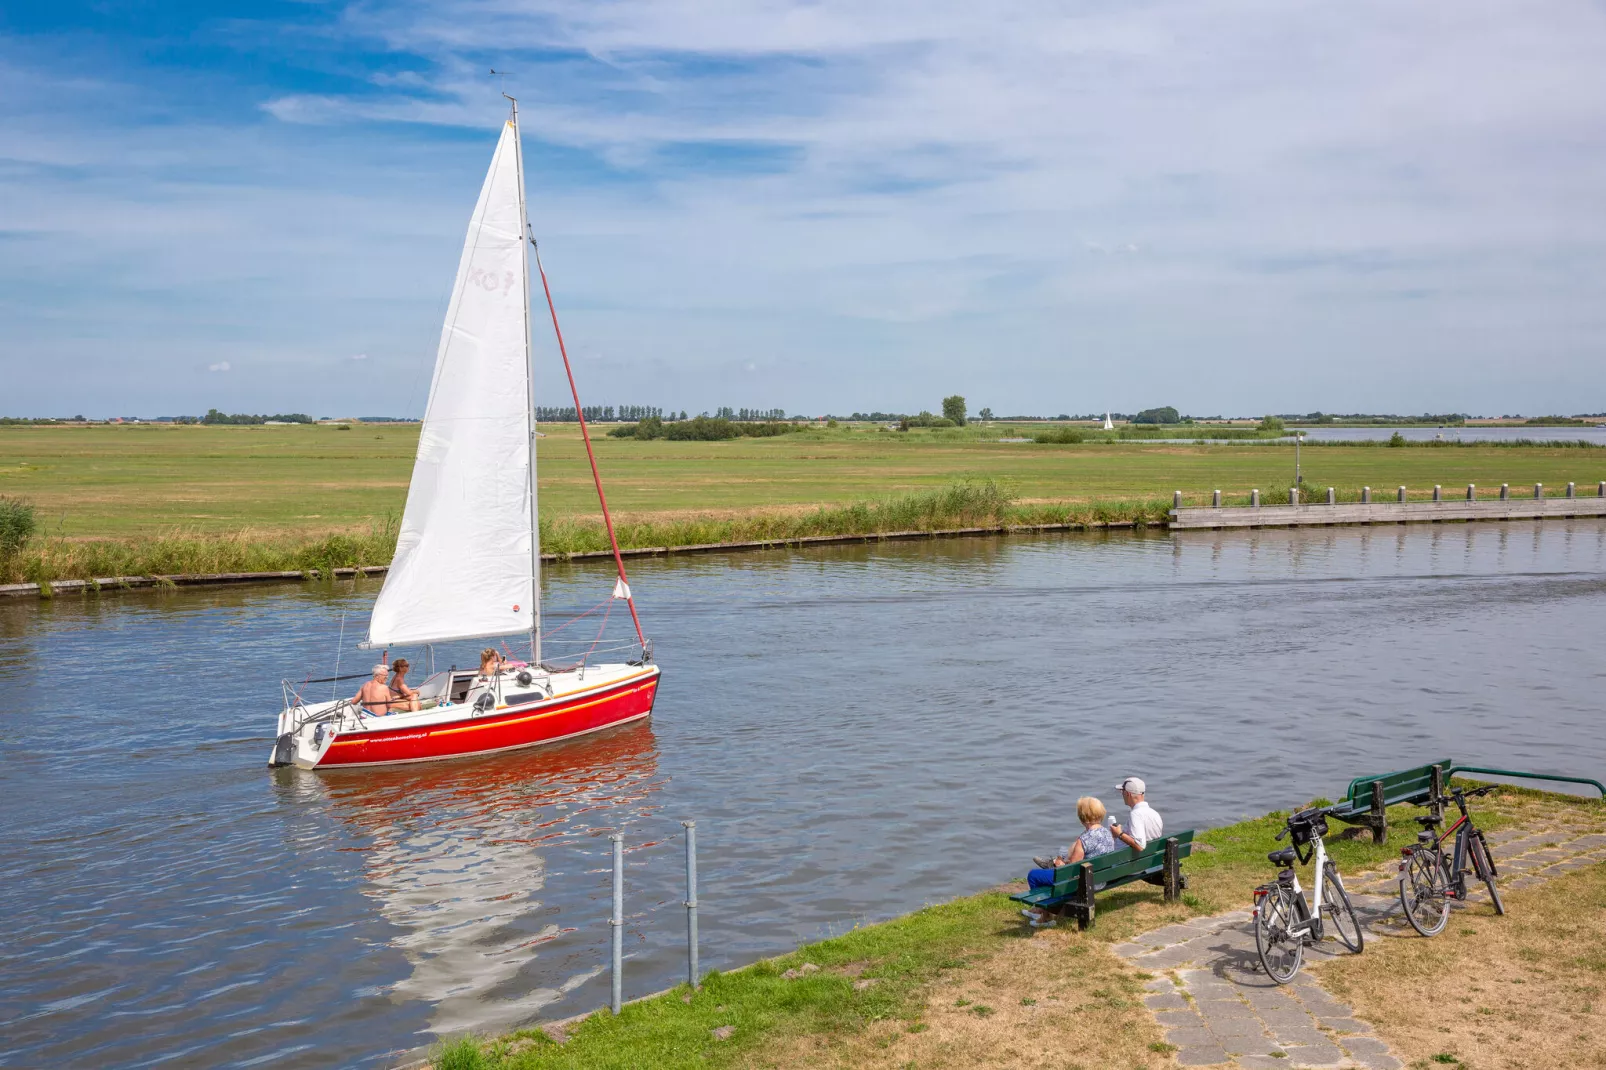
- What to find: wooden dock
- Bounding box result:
[1170,495,1606,529]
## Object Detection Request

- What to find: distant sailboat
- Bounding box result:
[1103,412,1115,430]
[270,101,660,769]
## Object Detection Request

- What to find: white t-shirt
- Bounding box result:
[1125,800,1164,848]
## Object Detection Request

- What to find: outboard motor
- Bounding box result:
[270,732,295,768]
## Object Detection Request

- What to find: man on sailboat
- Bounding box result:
[354,664,398,716]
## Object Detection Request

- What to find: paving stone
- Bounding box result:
[1571,834,1606,847]
[1196,997,1258,1019]
[1111,942,1148,957]
[1279,1040,1348,1065]
[1258,1009,1322,1034]
[1159,1026,1217,1049]
[1156,1007,1203,1025]
[1342,1035,1404,1069]
[1316,1017,1371,1034]
[1143,977,1177,992]
[1145,991,1190,1010]
[1205,1016,1270,1038]
[1235,1056,1296,1070]
[1266,1025,1332,1048]
[1175,1044,1231,1066]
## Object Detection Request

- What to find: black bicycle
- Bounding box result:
[1252,805,1364,983]
[1398,784,1505,937]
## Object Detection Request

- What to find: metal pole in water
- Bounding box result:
[610,833,624,1014]
[683,821,700,990]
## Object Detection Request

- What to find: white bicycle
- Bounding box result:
[1252,805,1365,983]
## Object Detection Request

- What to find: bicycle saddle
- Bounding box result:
[1267,847,1297,866]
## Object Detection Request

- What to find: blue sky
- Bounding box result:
[3,0,1605,418]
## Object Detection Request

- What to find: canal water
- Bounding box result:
[3,522,1605,1068]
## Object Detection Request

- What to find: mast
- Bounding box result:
[509,96,542,667]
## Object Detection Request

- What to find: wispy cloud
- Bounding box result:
[209,361,232,372]
[4,1,1606,416]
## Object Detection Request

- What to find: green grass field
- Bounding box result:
[3,422,1603,539]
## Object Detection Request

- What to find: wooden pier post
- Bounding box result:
[1362,486,1371,504]
[1174,490,1182,510]
[1467,483,1476,501]
[1397,486,1406,503]
[1501,483,1509,501]
[1599,481,1605,498]
[1213,489,1221,507]
[1327,487,1335,505]
[1568,482,1576,499]
[1535,482,1544,500]
[1289,487,1298,505]
[1433,484,1442,502]
[1252,489,1260,508]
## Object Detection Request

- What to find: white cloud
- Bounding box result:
[349,353,369,361]
[208,361,231,372]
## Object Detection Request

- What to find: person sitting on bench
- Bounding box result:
[1022,796,1117,927]
[1110,776,1163,850]
[353,664,397,715]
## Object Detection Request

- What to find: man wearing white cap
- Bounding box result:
[1111,776,1163,851]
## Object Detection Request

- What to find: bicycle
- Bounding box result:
[1252,805,1364,983]
[1398,784,1505,936]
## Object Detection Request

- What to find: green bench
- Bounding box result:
[1327,759,1453,844]
[1009,832,1195,929]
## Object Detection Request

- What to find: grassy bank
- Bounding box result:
[0,482,1169,584]
[3,423,1604,539]
[419,785,1604,1070]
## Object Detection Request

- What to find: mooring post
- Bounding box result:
[1501,483,1510,501]
[1327,487,1335,505]
[1163,837,1180,903]
[1535,482,1544,500]
[1370,780,1387,845]
[683,821,700,990]
[1173,490,1182,510]
[1362,486,1371,504]
[1289,487,1298,505]
[1599,481,1605,498]
[1252,489,1260,508]
[610,833,624,1014]
[1433,484,1442,502]
[1467,483,1476,501]
[1212,489,1221,508]
[1398,486,1407,503]
[1430,764,1445,824]
[1567,481,1576,499]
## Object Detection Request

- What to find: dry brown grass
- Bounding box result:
[1318,857,1606,1070]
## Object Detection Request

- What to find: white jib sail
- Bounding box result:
[367,118,534,648]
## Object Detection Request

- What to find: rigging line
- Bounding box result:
[530,239,648,649]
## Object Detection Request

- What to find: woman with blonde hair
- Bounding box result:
[1021,796,1118,927]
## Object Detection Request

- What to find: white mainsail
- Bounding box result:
[367,117,535,648]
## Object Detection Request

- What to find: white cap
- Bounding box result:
[1116,776,1146,795]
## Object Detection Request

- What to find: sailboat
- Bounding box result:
[1103,411,1115,430]
[269,101,660,770]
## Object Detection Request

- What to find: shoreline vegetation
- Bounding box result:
[0,482,1171,585]
[421,784,1604,1070]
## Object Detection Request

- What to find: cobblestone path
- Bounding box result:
[1112,821,1606,1069]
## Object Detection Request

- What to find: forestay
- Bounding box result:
[367,118,534,648]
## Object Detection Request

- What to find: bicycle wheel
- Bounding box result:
[1321,862,1364,953]
[1255,884,1304,984]
[1469,831,1506,916]
[1400,848,1450,937]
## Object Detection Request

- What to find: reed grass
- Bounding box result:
[1,483,1169,584]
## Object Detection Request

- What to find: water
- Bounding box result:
[4,522,1606,1068]
[1293,425,1606,445]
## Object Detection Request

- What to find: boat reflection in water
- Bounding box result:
[286,721,664,1038]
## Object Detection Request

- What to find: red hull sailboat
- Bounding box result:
[270,100,659,770]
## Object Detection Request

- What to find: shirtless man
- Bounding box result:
[353,664,397,715]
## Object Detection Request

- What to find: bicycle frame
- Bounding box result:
[1257,826,1329,942]
[1407,789,1492,900]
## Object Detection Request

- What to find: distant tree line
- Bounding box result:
[201,409,312,424]
[714,407,788,421]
